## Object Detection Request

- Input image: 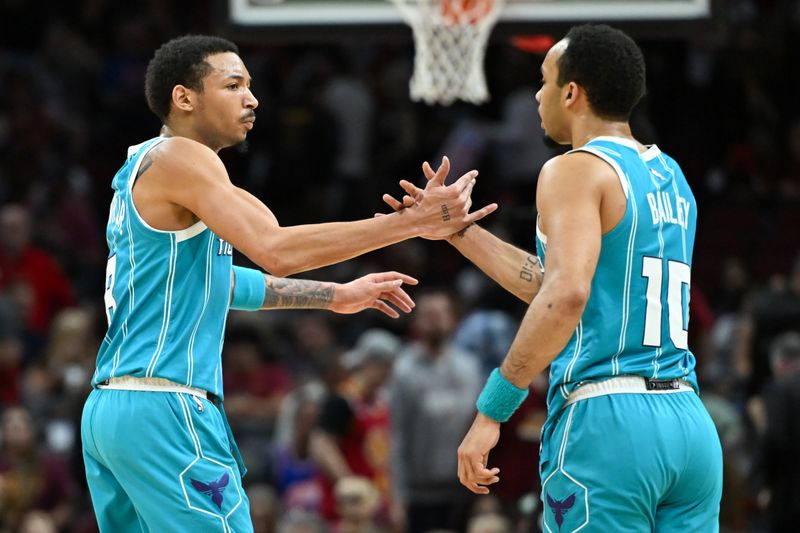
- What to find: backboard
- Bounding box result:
[228,0,711,27]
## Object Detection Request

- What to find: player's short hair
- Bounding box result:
[558,24,646,121]
[145,35,239,122]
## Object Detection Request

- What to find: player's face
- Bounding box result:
[535,40,571,145]
[194,52,258,150]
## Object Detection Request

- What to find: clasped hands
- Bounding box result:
[378,156,497,239]
[336,157,496,319]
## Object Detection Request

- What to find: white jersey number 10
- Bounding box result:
[641,257,690,350]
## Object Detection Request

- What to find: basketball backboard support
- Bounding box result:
[228,0,711,27]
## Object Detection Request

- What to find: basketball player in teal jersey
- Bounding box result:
[81,35,496,533]
[384,24,722,532]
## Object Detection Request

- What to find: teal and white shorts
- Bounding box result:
[540,378,722,532]
[81,385,252,533]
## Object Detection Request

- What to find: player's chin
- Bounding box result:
[542,133,562,149]
[231,127,249,143]
[221,132,250,153]
[232,123,251,140]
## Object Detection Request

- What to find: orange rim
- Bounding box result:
[440,0,495,25]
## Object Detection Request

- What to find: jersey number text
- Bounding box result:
[641,257,690,350]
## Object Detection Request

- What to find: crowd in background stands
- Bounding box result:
[1,0,800,532]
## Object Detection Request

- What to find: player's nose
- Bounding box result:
[245,88,258,110]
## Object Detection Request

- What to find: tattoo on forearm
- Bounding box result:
[262,276,334,309]
[441,204,451,222]
[455,222,474,239]
[519,255,541,283]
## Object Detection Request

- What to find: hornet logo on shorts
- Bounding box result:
[547,492,576,530]
[191,473,230,510]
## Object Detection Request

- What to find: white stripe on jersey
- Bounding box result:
[215,274,232,390]
[111,321,128,378]
[147,233,177,377]
[187,233,214,387]
[126,205,136,309]
[646,168,666,379]
[561,320,583,399]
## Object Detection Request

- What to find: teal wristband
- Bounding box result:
[476,368,529,423]
[231,266,266,311]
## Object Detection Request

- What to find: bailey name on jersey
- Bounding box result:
[646,190,690,230]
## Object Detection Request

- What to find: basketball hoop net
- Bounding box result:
[390,0,505,106]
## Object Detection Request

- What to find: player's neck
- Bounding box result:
[571,119,635,149]
[160,123,223,152]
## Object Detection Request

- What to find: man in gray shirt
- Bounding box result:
[389,290,482,533]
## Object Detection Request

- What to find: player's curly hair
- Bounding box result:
[558,24,646,121]
[144,35,239,122]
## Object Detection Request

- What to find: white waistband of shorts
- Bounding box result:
[564,376,694,407]
[97,376,208,399]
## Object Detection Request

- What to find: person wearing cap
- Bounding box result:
[309,329,401,527]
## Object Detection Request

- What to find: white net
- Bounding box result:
[390,0,506,106]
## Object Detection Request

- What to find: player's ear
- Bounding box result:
[564,82,579,106]
[171,85,195,113]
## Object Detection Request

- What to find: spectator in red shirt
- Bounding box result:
[0,205,75,336]
[310,329,400,526]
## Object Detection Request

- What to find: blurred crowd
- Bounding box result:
[1,0,799,532]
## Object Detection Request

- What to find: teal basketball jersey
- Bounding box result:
[535,136,699,421]
[94,137,233,397]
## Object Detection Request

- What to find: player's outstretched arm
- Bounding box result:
[457,154,604,494]
[265,271,418,318]
[233,267,418,318]
[382,161,541,303]
[152,138,496,276]
[448,224,541,303]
